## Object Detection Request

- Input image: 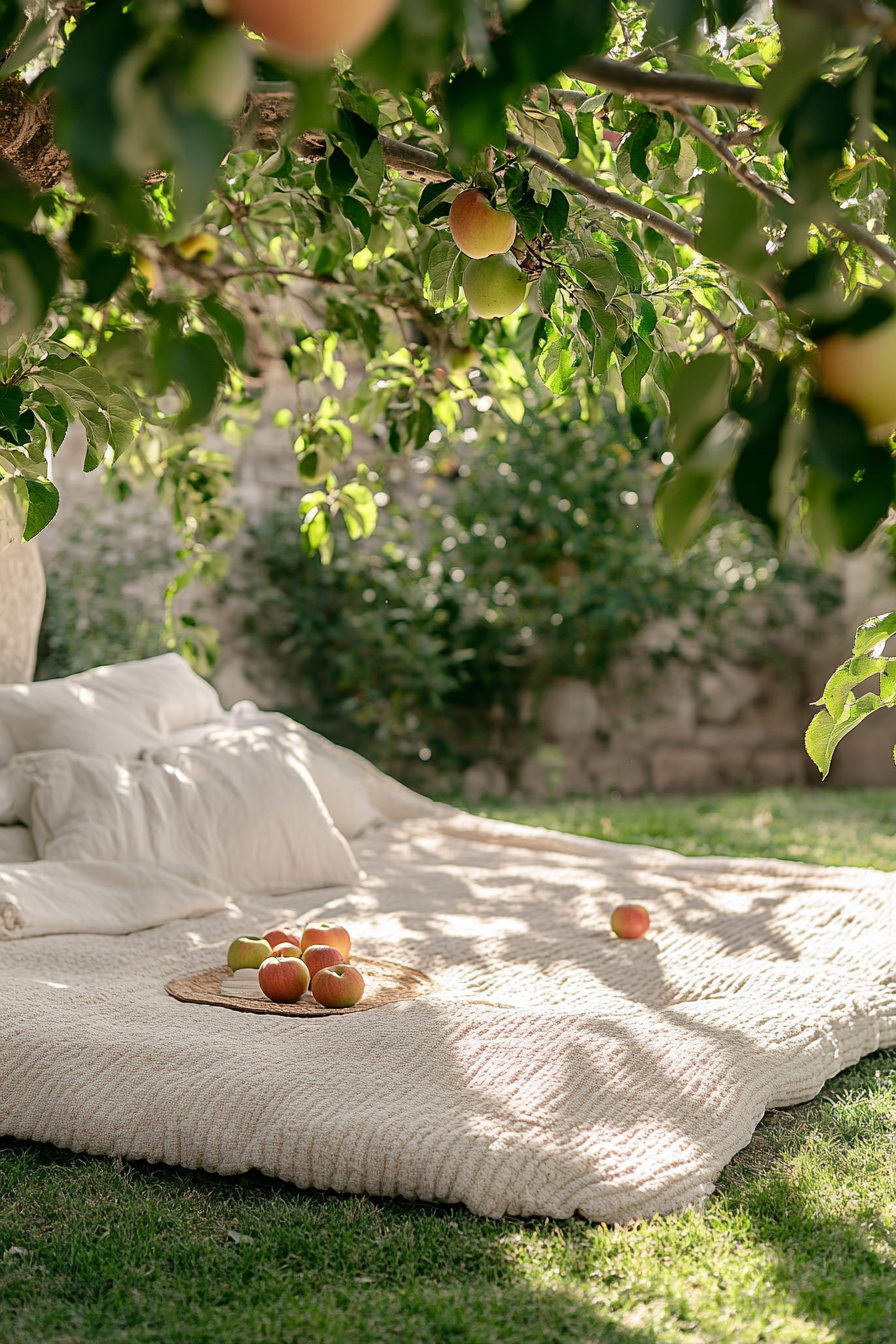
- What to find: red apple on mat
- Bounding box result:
[301,922,351,959]
[227,936,273,970]
[610,904,650,940]
[263,927,301,951]
[302,944,344,979]
[311,964,365,1008]
[272,942,304,960]
[258,955,310,1003]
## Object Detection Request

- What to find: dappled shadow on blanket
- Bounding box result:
[338,826,882,1013]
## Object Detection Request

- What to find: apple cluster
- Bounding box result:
[225,921,365,1008]
[449,190,529,320]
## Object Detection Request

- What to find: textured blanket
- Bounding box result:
[1,812,894,1223]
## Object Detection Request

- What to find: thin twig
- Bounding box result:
[668,100,896,271]
[505,130,697,248]
[669,100,793,208]
[566,55,761,110]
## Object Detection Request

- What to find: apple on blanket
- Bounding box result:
[223,922,364,1008]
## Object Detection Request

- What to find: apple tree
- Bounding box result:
[2,0,896,732]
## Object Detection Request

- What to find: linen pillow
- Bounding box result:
[0,654,223,767]
[163,706,443,839]
[0,767,16,825]
[12,731,359,895]
[0,824,37,864]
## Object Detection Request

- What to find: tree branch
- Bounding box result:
[565,55,761,111]
[668,100,793,208]
[834,215,896,269]
[504,130,697,248]
[667,99,896,271]
[290,128,453,184]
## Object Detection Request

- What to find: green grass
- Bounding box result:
[471,785,896,870]
[2,788,895,1344]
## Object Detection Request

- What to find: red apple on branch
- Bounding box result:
[301,922,351,959]
[311,964,365,1008]
[449,189,517,259]
[258,955,310,1003]
[227,0,398,67]
[610,905,650,939]
[302,944,344,979]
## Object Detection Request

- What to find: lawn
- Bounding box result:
[2,787,894,1344]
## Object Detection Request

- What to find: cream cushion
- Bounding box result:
[11,727,359,895]
[0,654,223,766]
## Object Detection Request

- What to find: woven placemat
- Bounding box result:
[165,956,433,1017]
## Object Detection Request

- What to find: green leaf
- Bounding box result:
[0,161,37,229]
[805,396,895,554]
[418,180,455,224]
[200,297,246,362]
[805,696,884,779]
[699,175,770,278]
[168,333,227,428]
[621,335,652,405]
[341,195,372,244]
[543,189,570,239]
[82,248,132,305]
[556,106,579,160]
[667,353,732,462]
[621,111,659,183]
[537,332,577,394]
[328,145,358,197]
[732,359,792,541]
[655,417,739,557]
[336,106,378,157]
[355,138,385,204]
[573,254,619,300]
[821,654,888,720]
[578,292,617,377]
[339,481,378,539]
[21,478,59,541]
[425,238,462,308]
[853,611,896,656]
[537,267,559,318]
[610,238,642,293]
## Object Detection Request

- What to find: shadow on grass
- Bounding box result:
[0,1138,658,1344]
[716,1046,896,1344]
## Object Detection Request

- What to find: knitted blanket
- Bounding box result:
[1,812,894,1223]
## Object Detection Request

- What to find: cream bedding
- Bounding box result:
[2,812,894,1223]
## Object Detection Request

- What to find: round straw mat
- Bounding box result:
[165,956,433,1017]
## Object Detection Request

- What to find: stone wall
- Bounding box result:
[462,551,896,799]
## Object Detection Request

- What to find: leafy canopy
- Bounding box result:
[2,0,896,677]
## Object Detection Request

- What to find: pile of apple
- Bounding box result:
[225,921,364,1008]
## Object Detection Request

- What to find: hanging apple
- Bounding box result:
[227,0,399,66]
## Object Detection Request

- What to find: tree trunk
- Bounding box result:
[0,541,46,683]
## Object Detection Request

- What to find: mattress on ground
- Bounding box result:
[1,813,894,1223]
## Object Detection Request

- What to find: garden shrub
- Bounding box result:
[241,408,840,783]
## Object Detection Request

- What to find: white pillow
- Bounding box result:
[164,706,442,839]
[0,654,223,767]
[0,766,16,825]
[0,824,36,863]
[0,719,13,770]
[11,732,359,895]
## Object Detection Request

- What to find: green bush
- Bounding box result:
[242,408,839,782]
